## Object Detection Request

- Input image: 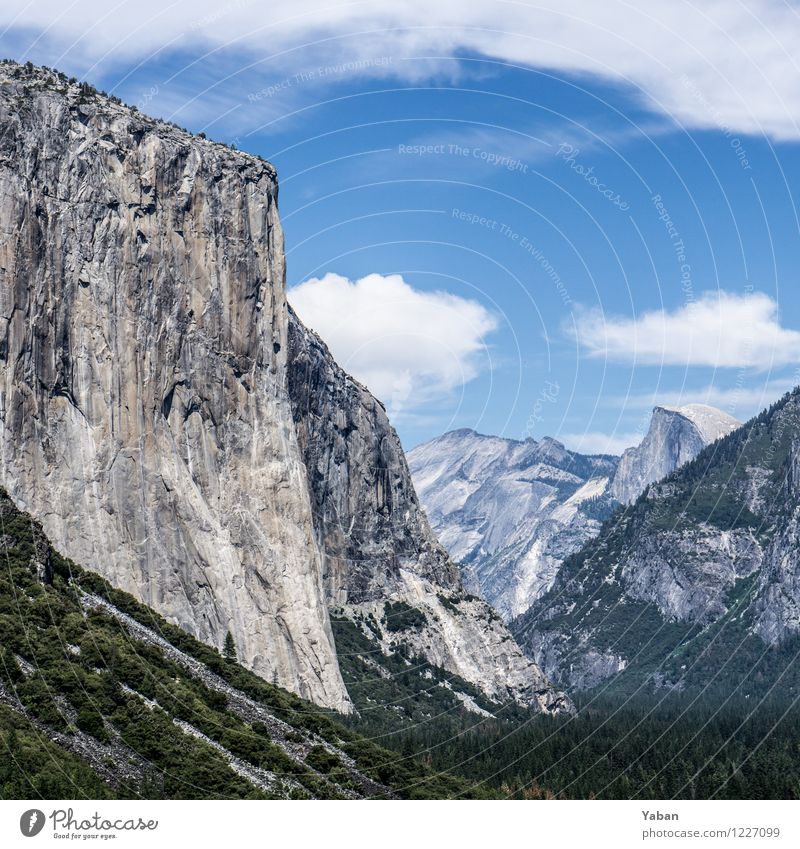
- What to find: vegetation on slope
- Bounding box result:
[511,388,800,699]
[0,488,488,800]
[332,615,800,798]
[329,610,800,798]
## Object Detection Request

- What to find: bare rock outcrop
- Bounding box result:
[0,62,349,711]
[0,61,568,715]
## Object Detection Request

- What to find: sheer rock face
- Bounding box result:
[0,63,568,716]
[0,63,350,712]
[619,526,763,624]
[287,315,572,713]
[752,436,800,644]
[609,405,740,505]
[286,309,460,604]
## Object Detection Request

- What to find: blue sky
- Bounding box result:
[4,1,800,453]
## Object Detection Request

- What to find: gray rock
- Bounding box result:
[609,405,740,504]
[620,525,762,624]
[287,310,461,604]
[513,391,800,693]
[288,315,572,712]
[524,630,628,692]
[0,63,348,710]
[752,436,800,643]
[408,428,619,619]
[0,62,567,714]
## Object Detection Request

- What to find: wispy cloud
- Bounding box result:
[558,430,642,456]
[605,378,799,420]
[289,272,497,419]
[570,291,800,370]
[3,1,800,138]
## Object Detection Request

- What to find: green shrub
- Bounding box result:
[383,601,427,632]
[76,706,108,742]
[305,745,341,774]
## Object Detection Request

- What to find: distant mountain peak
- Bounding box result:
[609,404,741,504]
[657,403,741,445]
[408,429,619,619]
[410,403,744,620]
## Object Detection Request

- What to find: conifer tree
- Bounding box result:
[223,630,237,662]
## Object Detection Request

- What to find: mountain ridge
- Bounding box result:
[510,388,800,696]
[0,60,566,716]
[409,403,741,622]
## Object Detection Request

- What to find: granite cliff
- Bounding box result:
[609,404,740,504]
[0,61,349,710]
[0,61,567,715]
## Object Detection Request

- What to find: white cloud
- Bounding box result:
[571,291,800,369]
[558,430,642,456]
[608,378,799,418]
[288,272,497,416]
[4,1,800,138]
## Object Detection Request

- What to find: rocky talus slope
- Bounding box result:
[0,61,566,715]
[511,390,800,696]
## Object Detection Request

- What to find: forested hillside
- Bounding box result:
[0,488,488,800]
[2,482,799,800]
[512,388,800,699]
